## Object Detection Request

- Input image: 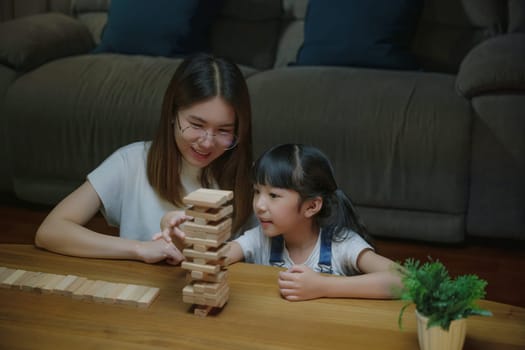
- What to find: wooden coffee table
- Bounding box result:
[0,244,523,349]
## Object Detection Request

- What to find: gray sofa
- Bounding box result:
[1,0,524,243]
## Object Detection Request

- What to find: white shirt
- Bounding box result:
[87,141,203,241]
[235,226,373,275]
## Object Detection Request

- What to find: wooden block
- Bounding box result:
[15,271,40,290]
[0,268,8,283]
[194,217,208,225]
[53,275,79,295]
[64,276,88,296]
[102,283,128,304]
[186,205,233,222]
[22,272,46,292]
[1,269,25,289]
[183,244,230,261]
[83,280,104,298]
[137,287,160,308]
[194,305,214,317]
[116,284,149,305]
[182,218,232,235]
[41,274,67,294]
[185,235,229,249]
[33,273,54,293]
[10,270,32,288]
[189,269,228,283]
[91,281,115,302]
[193,258,206,265]
[193,244,207,252]
[183,225,232,242]
[192,283,205,294]
[191,270,204,280]
[183,284,229,308]
[183,189,233,208]
[72,279,96,300]
[181,261,220,275]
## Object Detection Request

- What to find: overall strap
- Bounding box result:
[318,226,333,274]
[269,234,285,267]
[269,227,333,273]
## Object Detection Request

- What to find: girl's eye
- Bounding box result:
[269,192,279,199]
[253,188,260,195]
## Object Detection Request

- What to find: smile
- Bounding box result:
[191,146,211,156]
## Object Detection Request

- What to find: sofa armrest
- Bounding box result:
[0,13,95,72]
[456,33,525,98]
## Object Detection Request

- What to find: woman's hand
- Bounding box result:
[152,210,192,251]
[135,239,185,265]
[278,265,326,301]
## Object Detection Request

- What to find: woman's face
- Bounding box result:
[175,96,236,168]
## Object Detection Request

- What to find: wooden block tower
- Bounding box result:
[181,188,233,316]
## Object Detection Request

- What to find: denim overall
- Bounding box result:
[269,226,334,274]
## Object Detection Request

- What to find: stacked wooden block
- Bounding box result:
[0,266,159,308]
[181,188,233,316]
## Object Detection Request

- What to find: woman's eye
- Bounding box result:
[219,129,233,136]
[190,123,203,129]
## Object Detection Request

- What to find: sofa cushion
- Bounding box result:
[94,0,222,56]
[0,13,94,71]
[457,33,525,98]
[295,0,422,69]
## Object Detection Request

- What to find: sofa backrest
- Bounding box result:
[67,0,523,73]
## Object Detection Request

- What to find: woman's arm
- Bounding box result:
[278,250,402,301]
[35,181,184,264]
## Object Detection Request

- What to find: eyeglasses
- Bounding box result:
[176,116,238,150]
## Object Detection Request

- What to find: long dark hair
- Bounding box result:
[253,143,372,245]
[148,53,253,233]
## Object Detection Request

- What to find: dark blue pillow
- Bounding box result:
[94,0,223,56]
[296,0,422,70]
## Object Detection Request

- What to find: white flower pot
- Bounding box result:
[416,311,467,350]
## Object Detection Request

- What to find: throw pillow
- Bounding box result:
[296,0,422,70]
[94,0,223,56]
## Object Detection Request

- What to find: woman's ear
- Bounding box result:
[303,197,323,218]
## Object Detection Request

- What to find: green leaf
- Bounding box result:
[396,258,492,331]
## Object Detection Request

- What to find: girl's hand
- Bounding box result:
[135,239,185,265]
[278,265,325,301]
[152,210,192,250]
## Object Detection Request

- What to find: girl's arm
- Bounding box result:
[225,241,245,265]
[35,181,184,264]
[278,250,402,301]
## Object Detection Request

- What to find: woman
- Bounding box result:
[35,53,253,265]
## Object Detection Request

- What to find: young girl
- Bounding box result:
[227,143,402,301]
[35,53,253,265]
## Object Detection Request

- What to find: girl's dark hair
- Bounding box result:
[148,53,253,233]
[253,143,372,245]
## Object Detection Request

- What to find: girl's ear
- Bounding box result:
[303,197,323,218]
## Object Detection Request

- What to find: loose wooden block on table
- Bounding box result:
[0,266,160,308]
[1,269,25,288]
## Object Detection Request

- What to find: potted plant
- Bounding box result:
[397,258,492,350]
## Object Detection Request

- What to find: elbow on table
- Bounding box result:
[34,222,54,249]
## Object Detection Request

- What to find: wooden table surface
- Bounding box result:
[0,244,523,350]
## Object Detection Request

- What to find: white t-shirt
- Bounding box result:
[87,141,203,241]
[234,226,373,275]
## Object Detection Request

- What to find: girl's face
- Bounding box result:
[253,184,310,237]
[175,96,236,168]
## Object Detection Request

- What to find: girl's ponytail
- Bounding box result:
[331,189,374,246]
